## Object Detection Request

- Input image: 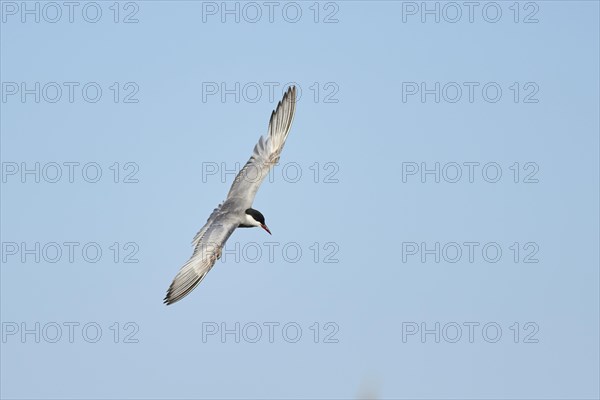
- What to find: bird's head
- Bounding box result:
[244,208,271,235]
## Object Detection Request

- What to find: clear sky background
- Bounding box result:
[1,1,599,399]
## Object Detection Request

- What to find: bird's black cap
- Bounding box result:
[245,208,266,224]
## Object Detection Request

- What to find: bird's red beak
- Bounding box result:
[261,224,271,235]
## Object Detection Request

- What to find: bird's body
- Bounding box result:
[164,86,297,305]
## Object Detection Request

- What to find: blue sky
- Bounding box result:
[1,1,599,399]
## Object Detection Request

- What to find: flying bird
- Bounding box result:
[164,86,297,305]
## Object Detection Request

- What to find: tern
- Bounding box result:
[164,86,297,305]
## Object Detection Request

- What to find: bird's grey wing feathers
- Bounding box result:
[164,213,237,305]
[226,86,296,208]
[190,202,223,247]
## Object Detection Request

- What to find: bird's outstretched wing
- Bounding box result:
[164,212,237,305]
[226,86,297,209]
